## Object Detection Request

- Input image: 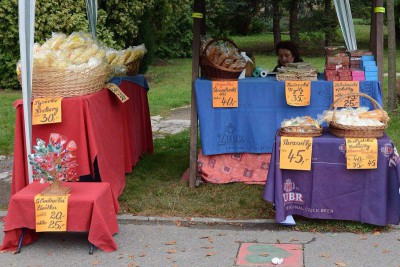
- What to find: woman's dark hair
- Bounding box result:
[275,41,303,63]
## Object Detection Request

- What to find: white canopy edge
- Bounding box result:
[18,0,36,184]
[334,0,358,51]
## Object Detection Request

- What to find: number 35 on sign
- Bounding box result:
[279,137,313,171]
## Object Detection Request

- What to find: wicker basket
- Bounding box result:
[126,56,143,76]
[279,126,322,137]
[200,38,245,80]
[328,92,389,138]
[18,62,111,98]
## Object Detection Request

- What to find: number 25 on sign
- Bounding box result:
[279,137,313,170]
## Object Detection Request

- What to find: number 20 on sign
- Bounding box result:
[279,137,313,170]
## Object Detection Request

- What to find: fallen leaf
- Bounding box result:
[92,259,100,266]
[127,263,139,267]
[206,252,216,257]
[129,255,135,259]
[166,241,177,245]
[139,253,147,257]
[208,237,214,243]
[217,233,226,236]
[382,249,391,253]
[334,262,347,267]
[175,220,182,227]
[258,252,269,257]
[294,226,300,231]
[200,236,210,239]
[290,238,299,242]
[372,243,379,247]
[118,256,124,259]
[167,250,177,254]
[320,253,331,258]
[373,231,381,236]
[359,235,368,240]
[276,239,281,244]
[201,246,214,249]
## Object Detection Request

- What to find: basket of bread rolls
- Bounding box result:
[200,38,246,80]
[17,32,112,98]
[327,92,389,138]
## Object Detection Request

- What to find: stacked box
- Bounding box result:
[351,69,365,81]
[324,47,350,81]
[349,50,373,69]
[361,55,378,81]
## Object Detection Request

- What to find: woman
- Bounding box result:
[272,40,303,72]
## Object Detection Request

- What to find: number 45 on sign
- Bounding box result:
[279,137,313,171]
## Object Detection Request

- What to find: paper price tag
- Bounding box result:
[35,194,69,232]
[32,98,62,125]
[333,81,360,107]
[346,138,378,169]
[105,83,129,103]
[285,81,311,106]
[280,137,313,170]
[212,81,238,108]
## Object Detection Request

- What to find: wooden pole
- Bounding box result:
[189,0,205,188]
[370,0,384,87]
[387,0,397,111]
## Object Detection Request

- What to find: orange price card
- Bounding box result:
[32,97,62,125]
[333,81,360,107]
[212,81,238,108]
[345,138,378,169]
[34,194,69,232]
[279,137,313,171]
[285,81,311,106]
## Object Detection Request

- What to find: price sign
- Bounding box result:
[34,194,69,232]
[32,98,62,125]
[333,81,360,107]
[105,83,129,103]
[280,137,313,170]
[285,81,311,106]
[345,138,377,169]
[212,81,238,108]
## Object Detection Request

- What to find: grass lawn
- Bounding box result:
[1,28,399,233]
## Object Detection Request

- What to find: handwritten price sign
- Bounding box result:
[285,81,311,106]
[345,138,377,169]
[333,81,360,107]
[105,83,129,103]
[212,81,238,108]
[32,98,62,125]
[34,194,69,232]
[280,137,313,170]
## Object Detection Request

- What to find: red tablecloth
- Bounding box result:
[12,80,154,211]
[1,182,119,252]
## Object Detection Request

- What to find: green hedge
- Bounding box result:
[0,0,194,89]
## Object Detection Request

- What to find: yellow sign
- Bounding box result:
[285,81,311,106]
[280,137,313,170]
[105,83,129,103]
[333,81,360,107]
[374,7,385,13]
[212,81,238,108]
[192,12,204,18]
[34,194,69,232]
[346,138,378,169]
[32,98,62,125]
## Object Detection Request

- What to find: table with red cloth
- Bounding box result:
[0,182,119,252]
[12,76,154,211]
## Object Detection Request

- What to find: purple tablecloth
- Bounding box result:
[263,129,400,226]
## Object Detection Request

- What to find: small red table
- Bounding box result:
[0,182,119,252]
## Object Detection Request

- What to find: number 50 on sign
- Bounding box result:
[279,137,313,171]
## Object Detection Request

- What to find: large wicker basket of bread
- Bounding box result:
[200,38,246,80]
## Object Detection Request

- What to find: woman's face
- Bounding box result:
[278,48,294,66]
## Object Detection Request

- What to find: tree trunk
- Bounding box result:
[324,0,333,46]
[289,0,300,45]
[272,0,281,47]
[387,0,397,111]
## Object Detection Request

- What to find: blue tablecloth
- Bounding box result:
[195,76,383,155]
[109,75,149,91]
[263,130,400,226]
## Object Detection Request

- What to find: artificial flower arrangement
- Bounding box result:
[28,133,78,195]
